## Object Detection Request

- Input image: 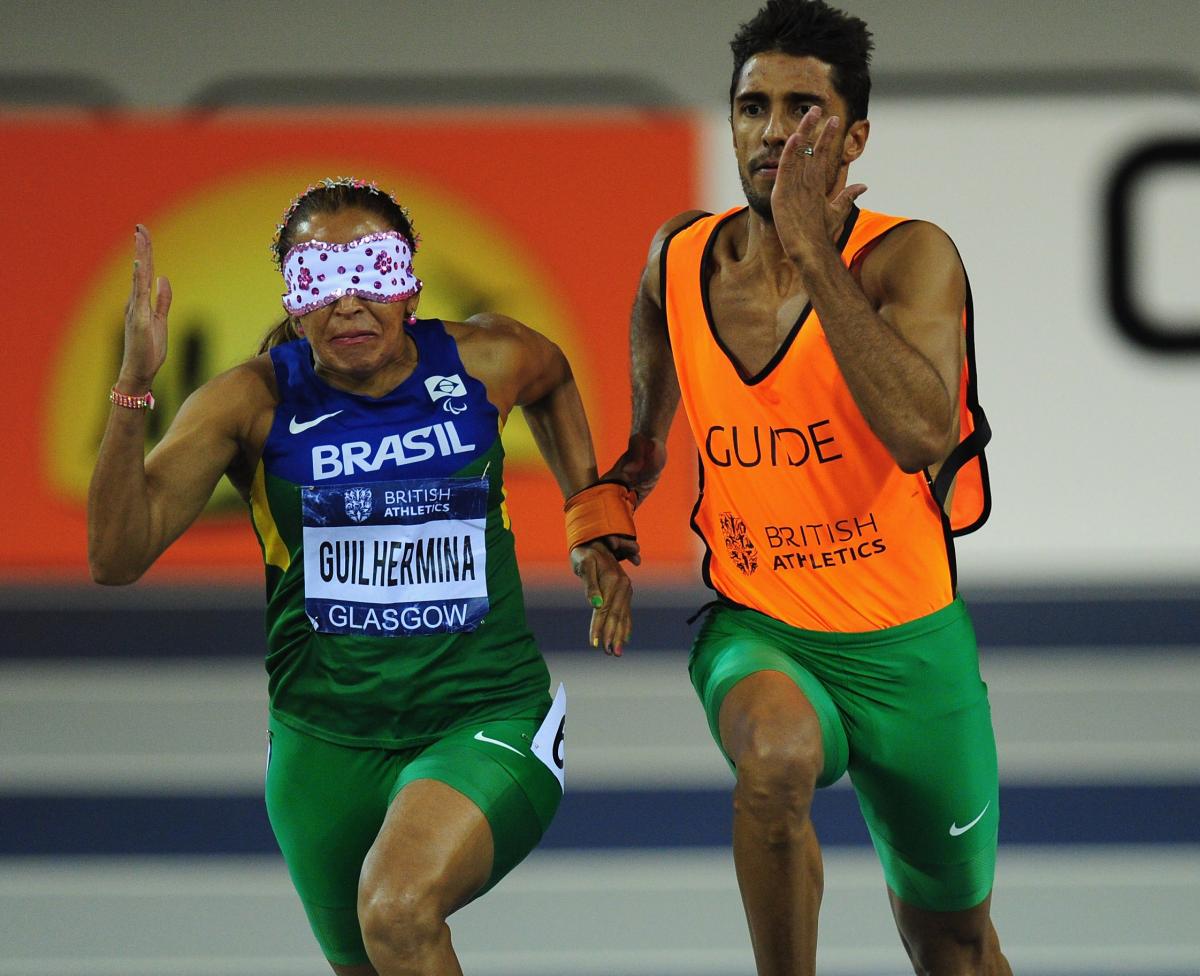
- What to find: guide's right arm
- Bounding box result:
[604,212,706,508]
[88,226,250,584]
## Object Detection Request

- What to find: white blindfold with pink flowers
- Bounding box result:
[281,232,421,316]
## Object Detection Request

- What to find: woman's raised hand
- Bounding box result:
[119,225,172,393]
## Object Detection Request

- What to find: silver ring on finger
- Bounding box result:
[800,145,815,157]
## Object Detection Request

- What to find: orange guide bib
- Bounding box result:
[662,206,991,632]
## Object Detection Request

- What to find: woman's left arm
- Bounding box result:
[465,313,633,655]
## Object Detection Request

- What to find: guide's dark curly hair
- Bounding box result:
[730,0,874,123]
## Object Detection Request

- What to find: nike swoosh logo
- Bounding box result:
[474,731,524,757]
[949,801,991,837]
[289,410,343,434]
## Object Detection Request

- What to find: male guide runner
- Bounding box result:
[607,2,1010,974]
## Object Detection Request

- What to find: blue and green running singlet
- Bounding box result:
[249,321,551,749]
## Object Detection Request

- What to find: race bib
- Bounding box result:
[531,683,566,790]
[301,477,489,637]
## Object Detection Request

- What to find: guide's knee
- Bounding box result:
[905,928,987,976]
[894,896,1000,976]
[732,719,823,843]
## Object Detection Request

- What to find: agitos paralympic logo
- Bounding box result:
[424,374,469,415]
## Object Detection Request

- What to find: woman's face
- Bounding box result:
[288,205,419,387]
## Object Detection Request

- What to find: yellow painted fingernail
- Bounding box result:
[592,637,598,648]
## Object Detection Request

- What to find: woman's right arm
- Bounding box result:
[88,226,256,584]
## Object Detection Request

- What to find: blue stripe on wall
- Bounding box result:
[4,784,1197,856]
[3,592,1198,659]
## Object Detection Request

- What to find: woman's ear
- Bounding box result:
[404,293,421,326]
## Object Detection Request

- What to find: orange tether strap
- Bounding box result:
[563,481,637,552]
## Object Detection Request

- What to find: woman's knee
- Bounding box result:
[356,869,447,963]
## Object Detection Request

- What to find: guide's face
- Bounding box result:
[731,52,866,216]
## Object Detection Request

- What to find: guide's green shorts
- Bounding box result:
[264,709,563,967]
[690,596,999,912]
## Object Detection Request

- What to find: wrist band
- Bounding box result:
[564,480,637,552]
[109,386,156,410]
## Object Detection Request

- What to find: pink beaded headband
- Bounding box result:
[271,176,419,270]
[281,231,422,316]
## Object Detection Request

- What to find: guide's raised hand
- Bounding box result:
[120,225,172,394]
[770,107,867,262]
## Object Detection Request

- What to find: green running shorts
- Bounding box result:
[689,596,999,912]
[265,705,563,965]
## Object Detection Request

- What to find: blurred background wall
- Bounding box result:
[2,2,1198,974]
[5,0,1200,109]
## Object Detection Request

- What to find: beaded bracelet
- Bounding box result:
[109,386,156,410]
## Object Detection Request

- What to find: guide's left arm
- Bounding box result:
[771,109,965,475]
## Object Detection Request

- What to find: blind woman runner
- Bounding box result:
[88,177,637,976]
